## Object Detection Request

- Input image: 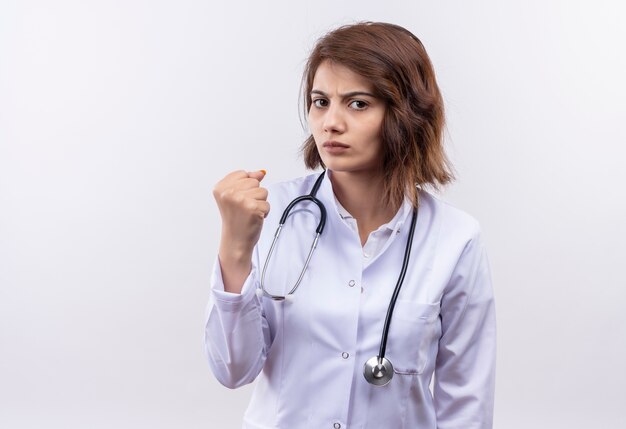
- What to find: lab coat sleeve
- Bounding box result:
[433,227,496,429]
[204,248,271,389]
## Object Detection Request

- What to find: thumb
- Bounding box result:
[247,169,267,182]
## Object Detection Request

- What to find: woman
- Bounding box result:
[206,22,495,429]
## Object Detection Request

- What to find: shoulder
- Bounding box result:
[418,192,490,288]
[265,173,320,204]
[419,190,482,247]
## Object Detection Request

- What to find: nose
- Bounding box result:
[322,104,346,134]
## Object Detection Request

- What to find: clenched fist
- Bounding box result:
[213,170,270,293]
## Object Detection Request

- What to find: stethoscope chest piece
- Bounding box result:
[363,356,394,386]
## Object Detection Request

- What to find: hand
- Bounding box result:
[213,170,269,292]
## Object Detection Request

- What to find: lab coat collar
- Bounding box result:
[316,169,413,234]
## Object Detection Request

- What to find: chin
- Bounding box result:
[320,160,354,173]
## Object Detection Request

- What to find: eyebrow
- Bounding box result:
[310,89,376,99]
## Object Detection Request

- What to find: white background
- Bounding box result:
[1,1,625,428]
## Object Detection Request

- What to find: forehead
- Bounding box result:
[311,60,375,92]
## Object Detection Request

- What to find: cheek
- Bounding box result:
[307,112,322,137]
[365,119,384,143]
[312,131,327,149]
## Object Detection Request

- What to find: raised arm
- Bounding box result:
[205,169,272,388]
[212,169,269,293]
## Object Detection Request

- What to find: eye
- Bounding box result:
[312,98,328,108]
[349,100,368,110]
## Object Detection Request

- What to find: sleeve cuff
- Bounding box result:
[210,256,259,312]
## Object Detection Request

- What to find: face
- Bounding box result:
[308,61,386,176]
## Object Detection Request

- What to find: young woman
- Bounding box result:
[206,22,496,429]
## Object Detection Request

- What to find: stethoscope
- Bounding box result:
[259,171,418,386]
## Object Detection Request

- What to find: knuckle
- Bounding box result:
[233,192,246,204]
[243,178,259,188]
[259,202,270,214]
[243,199,257,211]
[222,187,235,199]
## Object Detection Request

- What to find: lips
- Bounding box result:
[323,141,350,148]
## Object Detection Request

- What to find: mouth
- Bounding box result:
[323,141,350,148]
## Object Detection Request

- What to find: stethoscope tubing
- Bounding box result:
[259,170,420,386]
[260,172,327,300]
[377,203,418,360]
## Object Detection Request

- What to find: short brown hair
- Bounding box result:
[302,22,454,208]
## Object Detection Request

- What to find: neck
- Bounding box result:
[329,169,399,245]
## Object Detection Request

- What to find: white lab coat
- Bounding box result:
[205,171,496,429]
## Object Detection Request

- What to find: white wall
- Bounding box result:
[1,1,625,428]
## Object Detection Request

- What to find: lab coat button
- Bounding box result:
[333,423,341,429]
[348,280,355,287]
[341,352,349,359]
